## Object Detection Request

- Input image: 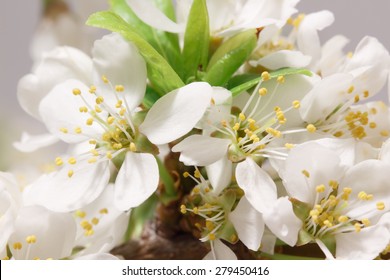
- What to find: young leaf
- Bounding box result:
[87,11,184,95]
[204,30,257,86]
[181,0,210,81]
[230,68,313,97]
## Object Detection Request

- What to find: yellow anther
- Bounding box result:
[115,100,123,108]
[91,218,99,225]
[99,208,108,215]
[292,13,305,27]
[292,100,301,109]
[113,143,123,150]
[338,216,348,223]
[380,130,389,137]
[258,88,268,96]
[239,113,246,121]
[206,221,215,231]
[274,106,281,112]
[363,90,370,98]
[102,75,109,84]
[316,184,326,193]
[95,105,102,113]
[60,128,68,134]
[208,233,216,241]
[68,157,77,165]
[89,140,97,145]
[369,122,377,129]
[55,157,63,166]
[377,202,385,211]
[129,143,137,152]
[343,187,352,195]
[119,108,126,116]
[347,86,355,94]
[86,118,94,126]
[328,180,339,190]
[210,98,215,105]
[89,85,97,94]
[306,124,317,133]
[26,235,37,244]
[205,187,210,193]
[74,127,82,134]
[266,127,282,138]
[115,85,125,92]
[68,170,74,178]
[88,157,97,164]
[361,218,370,227]
[84,229,94,236]
[323,220,333,228]
[261,71,271,81]
[354,223,361,233]
[193,207,199,214]
[230,234,238,243]
[75,210,86,218]
[96,96,104,104]
[233,123,240,131]
[333,131,344,138]
[106,152,113,159]
[79,106,88,113]
[277,75,285,84]
[180,205,187,214]
[287,17,294,25]
[285,143,295,149]
[354,95,360,103]
[302,170,310,178]
[366,194,374,200]
[193,186,200,194]
[183,172,190,178]
[358,191,368,200]
[310,209,319,217]
[13,242,22,250]
[72,88,81,96]
[107,116,115,125]
[80,220,92,230]
[194,169,201,179]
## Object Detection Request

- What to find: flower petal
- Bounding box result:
[172,135,230,166]
[9,205,76,259]
[92,33,147,111]
[206,155,233,196]
[263,197,302,247]
[126,0,184,33]
[335,225,389,260]
[250,50,312,70]
[17,47,92,120]
[235,158,277,213]
[13,132,59,152]
[74,253,120,260]
[229,197,264,251]
[140,82,213,145]
[114,152,159,211]
[24,159,111,212]
[203,239,237,260]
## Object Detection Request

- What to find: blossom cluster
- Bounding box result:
[2,0,390,260]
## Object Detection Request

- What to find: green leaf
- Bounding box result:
[181,0,210,81]
[230,67,313,97]
[142,86,161,109]
[204,30,257,86]
[296,229,313,246]
[87,11,184,95]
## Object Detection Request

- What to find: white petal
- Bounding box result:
[92,33,147,111]
[379,138,390,165]
[335,225,389,260]
[172,135,230,166]
[229,197,264,251]
[13,132,59,152]
[280,142,345,205]
[320,35,349,76]
[260,230,277,254]
[140,82,213,145]
[300,73,353,123]
[263,197,302,247]
[24,160,111,212]
[39,79,106,143]
[203,239,237,260]
[236,158,277,213]
[126,0,184,33]
[114,152,159,211]
[9,206,76,260]
[341,160,390,219]
[250,50,311,70]
[297,10,334,65]
[206,155,233,196]
[17,47,92,120]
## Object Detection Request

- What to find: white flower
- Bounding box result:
[278,141,390,259]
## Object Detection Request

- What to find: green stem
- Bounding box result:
[155,156,178,204]
[262,252,323,260]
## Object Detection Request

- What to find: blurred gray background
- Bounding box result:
[0,0,390,168]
